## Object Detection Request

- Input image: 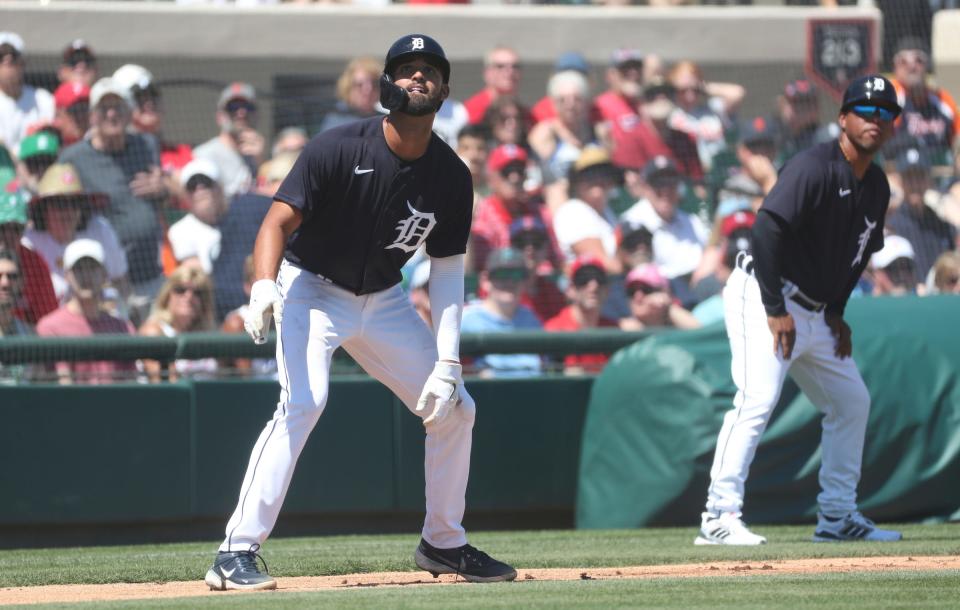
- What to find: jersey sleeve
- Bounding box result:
[760,153,826,227]
[425,162,474,258]
[274,136,336,218]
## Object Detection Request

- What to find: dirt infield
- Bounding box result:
[1,555,957,606]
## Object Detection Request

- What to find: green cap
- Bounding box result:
[0,191,29,226]
[18,132,60,160]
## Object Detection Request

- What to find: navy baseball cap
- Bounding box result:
[738,116,777,146]
[840,74,900,115]
[555,51,590,74]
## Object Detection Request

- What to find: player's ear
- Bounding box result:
[440,83,450,101]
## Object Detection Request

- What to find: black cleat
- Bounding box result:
[414,538,517,583]
[204,543,277,591]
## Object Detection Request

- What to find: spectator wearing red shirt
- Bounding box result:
[610,79,703,182]
[594,49,645,127]
[544,255,618,375]
[464,46,522,125]
[509,215,565,323]
[469,144,552,271]
[0,191,58,323]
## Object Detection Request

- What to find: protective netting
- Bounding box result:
[0,3,956,384]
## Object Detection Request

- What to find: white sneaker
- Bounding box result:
[812,511,902,542]
[694,511,767,545]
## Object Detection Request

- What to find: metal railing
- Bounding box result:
[0,330,650,364]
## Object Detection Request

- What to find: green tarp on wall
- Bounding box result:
[576,295,960,528]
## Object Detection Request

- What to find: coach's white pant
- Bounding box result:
[220,261,475,552]
[705,267,870,518]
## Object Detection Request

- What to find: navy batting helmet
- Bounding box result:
[384,34,450,84]
[840,74,901,116]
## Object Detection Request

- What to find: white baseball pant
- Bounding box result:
[220,260,475,552]
[705,265,871,518]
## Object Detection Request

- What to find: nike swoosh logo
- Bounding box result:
[839,188,852,197]
[221,566,237,579]
[354,165,374,175]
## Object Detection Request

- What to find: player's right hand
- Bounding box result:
[243,279,283,345]
[767,313,796,359]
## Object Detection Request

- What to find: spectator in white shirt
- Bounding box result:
[0,32,55,155]
[552,146,624,274]
[167,158,227,274]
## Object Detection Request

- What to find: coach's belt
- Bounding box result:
[789,292,826,313]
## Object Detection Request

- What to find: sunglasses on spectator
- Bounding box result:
[133,85,161,106]
[490,62,520,71]
[851,105,897,122]
[628,283,659,297]
[489,268,528,283]
[499,162,526,179]
[0,270,20,280]
[96,102,129,115]
[172,284,199,296]
[512,232,547,249]
[186,174,216,192]
[572,268,608,288]
[65,51,95,67]
[225,99,256,115]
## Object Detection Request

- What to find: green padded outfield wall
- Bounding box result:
[576,295,960,529]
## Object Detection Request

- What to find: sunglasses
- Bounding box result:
[490,62,520,71]
[133,85,161,106]
[172,284,199,296]
[499,163,526,179]
[851,105,897,122]
[572,268,608,288]
[225,99,256,115]
[628,283,659,297]
[0,270,20,280]
[186,174,216,192]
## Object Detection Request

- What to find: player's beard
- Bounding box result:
[402,90,441,117]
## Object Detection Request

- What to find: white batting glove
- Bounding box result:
[416,361,462,426]
[243,279,284,345]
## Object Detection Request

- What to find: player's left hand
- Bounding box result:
[416,361,462,426]
[825,313,852,359]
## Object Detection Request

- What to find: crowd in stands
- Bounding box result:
[0,29,958,382]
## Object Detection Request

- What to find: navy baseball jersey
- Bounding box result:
[275,116,473,295]
[753,141,890,315]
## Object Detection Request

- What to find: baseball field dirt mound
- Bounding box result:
[1,555,957,606]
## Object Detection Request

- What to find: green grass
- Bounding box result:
[11,572,960,610]
[1,523,958,589]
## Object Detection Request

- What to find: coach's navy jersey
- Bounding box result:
[753,140,889,314]
[275,116,473,295]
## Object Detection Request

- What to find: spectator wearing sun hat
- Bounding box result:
[0,32,55,155]
[553,146,623,272]
[21,163,128,303]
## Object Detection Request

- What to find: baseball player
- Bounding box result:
[696,75,905,546]
[204,34,517,590]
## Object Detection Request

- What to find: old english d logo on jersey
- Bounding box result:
[851,216,877,268]
[385,200,437,253]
